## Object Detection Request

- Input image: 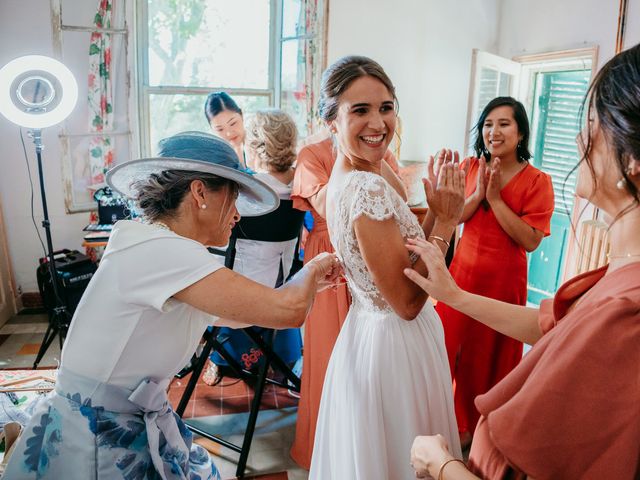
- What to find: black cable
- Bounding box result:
[19,128,47,258]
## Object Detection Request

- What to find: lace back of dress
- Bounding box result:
[329,171,424,314]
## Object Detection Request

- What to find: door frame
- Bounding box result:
[0,197,18,326]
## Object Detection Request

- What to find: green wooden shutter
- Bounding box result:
[532,70,591,216]
[527,69,591,305]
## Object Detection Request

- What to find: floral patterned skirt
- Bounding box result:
[3,369,221,480]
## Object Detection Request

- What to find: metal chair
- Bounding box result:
[175,199,305,479]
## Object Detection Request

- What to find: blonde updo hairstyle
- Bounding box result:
[245,109,298,173]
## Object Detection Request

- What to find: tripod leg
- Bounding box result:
[33,323,58,369]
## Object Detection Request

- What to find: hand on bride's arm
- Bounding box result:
[403,238,462,305]
[305,252,344,292]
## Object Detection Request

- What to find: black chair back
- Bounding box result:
[209,199,306,271]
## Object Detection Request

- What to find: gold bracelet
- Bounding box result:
[428,235,451,249]
[438,458,467,480]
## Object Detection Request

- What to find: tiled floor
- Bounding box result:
[168,370,299,419]
[0,313,306,479]
[0,313,61,369]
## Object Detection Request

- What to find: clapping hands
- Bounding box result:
[485,157,502,204]
[423,149,467,227]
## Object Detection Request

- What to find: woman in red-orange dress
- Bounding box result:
[435,97,554,446]
[290,136,403,468]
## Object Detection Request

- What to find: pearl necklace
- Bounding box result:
[151,221,172,232]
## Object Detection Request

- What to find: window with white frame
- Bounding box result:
[136,0,326,156]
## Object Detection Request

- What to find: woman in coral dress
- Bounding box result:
[290,136,404,468]
[435,97,554,446]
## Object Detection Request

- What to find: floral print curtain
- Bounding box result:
[88,0,114,190]
[303,0,327,135]
[86,0,113,258]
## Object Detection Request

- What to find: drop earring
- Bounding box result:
[201,204,207,210]
[616,178,627,190]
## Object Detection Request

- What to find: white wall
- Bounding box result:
[327,0,500,161]
[1,0,637,296]
[0,0,88,294]
[497,0,639,68]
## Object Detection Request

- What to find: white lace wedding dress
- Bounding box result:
[309,171,461,479]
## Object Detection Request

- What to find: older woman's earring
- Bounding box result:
[616,178,627,190]
[201,204,207,210]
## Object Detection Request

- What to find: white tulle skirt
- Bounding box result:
[309,300,461,480]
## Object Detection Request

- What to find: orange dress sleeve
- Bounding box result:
[537,298,556,334]
[537,265,608,334]
[519,169,554,236]
[291,141,332,212]
[463,157,480,198]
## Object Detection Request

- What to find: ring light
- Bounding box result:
[0,55,78,129]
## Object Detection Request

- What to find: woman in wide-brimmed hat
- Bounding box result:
[3,131,341,480]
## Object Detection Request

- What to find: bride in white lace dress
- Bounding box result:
[309,56,464,479]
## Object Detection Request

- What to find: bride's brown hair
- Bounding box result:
[318,55,397,122]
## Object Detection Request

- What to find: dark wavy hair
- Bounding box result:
[473,96,532,163]
[204,91,242,123]
[318,55,397,122]
[577,43,640,221]
[134,170,237,221]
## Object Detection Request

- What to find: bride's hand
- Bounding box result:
[403,238,461,304]
[425,148,449,188]
[423,152,466,226]
[306,253,344,292]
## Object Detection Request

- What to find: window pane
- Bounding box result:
[149,93,270,150]
[282,0,305,38]
[280,38,308,137]
[148,0,271,88]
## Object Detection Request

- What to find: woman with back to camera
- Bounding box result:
[289,85,406,469]
[435,96,555,448]
[205,91,251,169]
[205,109,305,383]
[2,132,341,480]
[309,55,464,480]
[406,43,640,480]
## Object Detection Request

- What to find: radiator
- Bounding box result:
[576,220,610,274]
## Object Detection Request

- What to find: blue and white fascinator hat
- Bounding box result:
[106,131,279,217]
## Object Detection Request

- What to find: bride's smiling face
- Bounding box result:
[330,75,396,164]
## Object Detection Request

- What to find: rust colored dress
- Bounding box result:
[468,262,640,479]
[435,158,554,436]
[289,137,399,469]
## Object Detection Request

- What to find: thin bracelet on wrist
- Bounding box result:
[428,235,451,249]
[437,458,467,480]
